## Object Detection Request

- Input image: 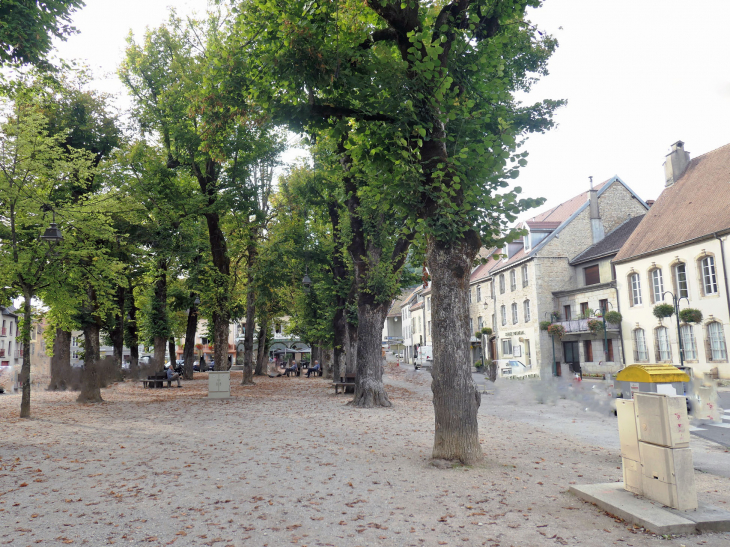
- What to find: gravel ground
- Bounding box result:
[0,365,728,547]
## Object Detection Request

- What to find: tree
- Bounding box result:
[233,0,559,462]
[0,0,84,68]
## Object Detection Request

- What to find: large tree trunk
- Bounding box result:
[126,290,139,378]
[427,236,483,465]
[152,260,168,368]
[78,290,103,404]
[345,320,358,375]
[322,346,333,379]
[19,291,33,418]
[349,303,391,408]
[332,306,346,380]
[48,328,71,391]
[110,285,125,372]
[182,301,198,380]
[242,248,256,384]
[203,208,231,372]
[254,320,267,376]
[168,337,176,368]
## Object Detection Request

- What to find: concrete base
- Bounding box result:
[228,365,244,371]
[569,483,730,535]
[206,395,233,400]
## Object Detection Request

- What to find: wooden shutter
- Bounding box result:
[584,265,600,285]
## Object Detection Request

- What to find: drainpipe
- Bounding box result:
[716,233,730,320]
[613,285,627,367]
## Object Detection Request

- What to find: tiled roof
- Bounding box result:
[614,143,730,262]
[570,215,645,265]
[470,248,500,282]
[525,179,609,224]
[387,288,417,317]
[410,301,424,311]
[526,220,561,230]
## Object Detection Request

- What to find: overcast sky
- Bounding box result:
[54,0,730,213]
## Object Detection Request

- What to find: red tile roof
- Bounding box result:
[614,143,730,262]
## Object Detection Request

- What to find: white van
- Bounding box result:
[415,346,433,369]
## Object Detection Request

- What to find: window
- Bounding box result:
[492,314,496,332]
[606,339,615,362]
[501,339,512,355]
[499,274,505,294]
[428,321,431,336]
[599,299,609,314]
[522,265,529,287]
[630,273,642,306]
[427,297,431,310]
[564,305,571,321]
[469,318,473,333]
[580,302,589,318]
[490,281,495,298]
[523,300,531,322]
[584,265,600,286]
[476,286,481,302]
[681,325,697,360]
[524,339,531,365]
[511,303,518,324]
[478,316,483,330]
[707,322,728,361]
[510,270,517,291]
[673,263,688,299]
[584,340,593,362]
[501,305,507,326]
[468,290,472,304]
[632,328,648,361]
[524,233,531,251]
[651,269,664,303]
[201,337,208,345]
[655,327,672,361]
[701,256,718,295]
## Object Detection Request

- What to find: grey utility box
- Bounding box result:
[208,371,231,399]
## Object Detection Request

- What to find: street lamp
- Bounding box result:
[599,301,614,354]
[40,210,63,243]
[662,290,689,367]
[545,311,557,376]
[302,266,312,294]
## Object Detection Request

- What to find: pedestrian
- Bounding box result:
[306,360,321,377]
[166,363,181,387]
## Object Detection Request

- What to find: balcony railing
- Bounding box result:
[553,318,619,334]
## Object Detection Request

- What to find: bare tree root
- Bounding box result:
[347,386,393,408]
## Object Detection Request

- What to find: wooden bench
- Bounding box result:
[304,367,322,377]
[333,373,356,394]
[142,373,172,388]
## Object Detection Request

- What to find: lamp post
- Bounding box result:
[302,266,312,294]
[662,291,689,367]
[40,210,63,243]
[599,301,614,354]
[545,311,557,376]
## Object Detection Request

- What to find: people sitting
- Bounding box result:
[306,360,321,377]
[166,363,181,387]
[285,361,298,377]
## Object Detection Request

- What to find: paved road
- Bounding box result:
[690,390,730,447]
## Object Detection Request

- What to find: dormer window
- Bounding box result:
[524,231,531,251]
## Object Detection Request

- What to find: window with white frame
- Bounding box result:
[510,270,517,291]
[500,305,507,326]
[478,316,483,330]
[681,325,697,360]
[511,302,518,324]
[630,273,642,306]
[522,265,529,287]
[523,300,531,322]
[701,256,718,295]
[632,328,648,361]
[674,263,689,299]
[651,268,664,303]
[476,285,481,302]
[501,339,512,355]
[655,327,672,361]
[469,318,473,333]
[468,289,472,304]
[499,274,505,294]
[707,322,728,361]
[427,297,431,310]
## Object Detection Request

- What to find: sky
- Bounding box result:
[53,0,730,213]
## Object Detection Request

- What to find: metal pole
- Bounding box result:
[675,294,685,367]
[602,307,608,354]
[552,334,556,376]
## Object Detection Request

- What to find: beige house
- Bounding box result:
[482,176,648,376]
[614,141,730,379]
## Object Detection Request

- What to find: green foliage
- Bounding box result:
[480,327,492,336]
[653,303,675,319]
[0,0,84,68]
[547,323,566,338]
[679,308,703,324]
[604,311,622,325]
[587,319,604,336]
[539,320,551,331]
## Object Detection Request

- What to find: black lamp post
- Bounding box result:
[545,311,557,376]
[662,290,689,367]
[40,210,63,243]
[302,266,312,294]
[600,301,614,354]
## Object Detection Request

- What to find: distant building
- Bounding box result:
[614,141,730,379]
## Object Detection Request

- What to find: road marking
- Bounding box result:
[711,423,730,429]
[690,426,707,432]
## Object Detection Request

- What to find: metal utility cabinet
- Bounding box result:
[616,393,697,511]
[208,371,231,399]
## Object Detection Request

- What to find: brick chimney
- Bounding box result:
[588,177,604,244]
[664,141,690,187]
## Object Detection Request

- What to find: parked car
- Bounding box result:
[496,359,529,377]
[415,346,433,369]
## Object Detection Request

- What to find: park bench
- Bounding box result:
[141,372,173,388]
[333,373,355,394]
[304,366,322,377]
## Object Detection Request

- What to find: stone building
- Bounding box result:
[614,141,730,379]
[486,176,648,376]
[0,307,20,391]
